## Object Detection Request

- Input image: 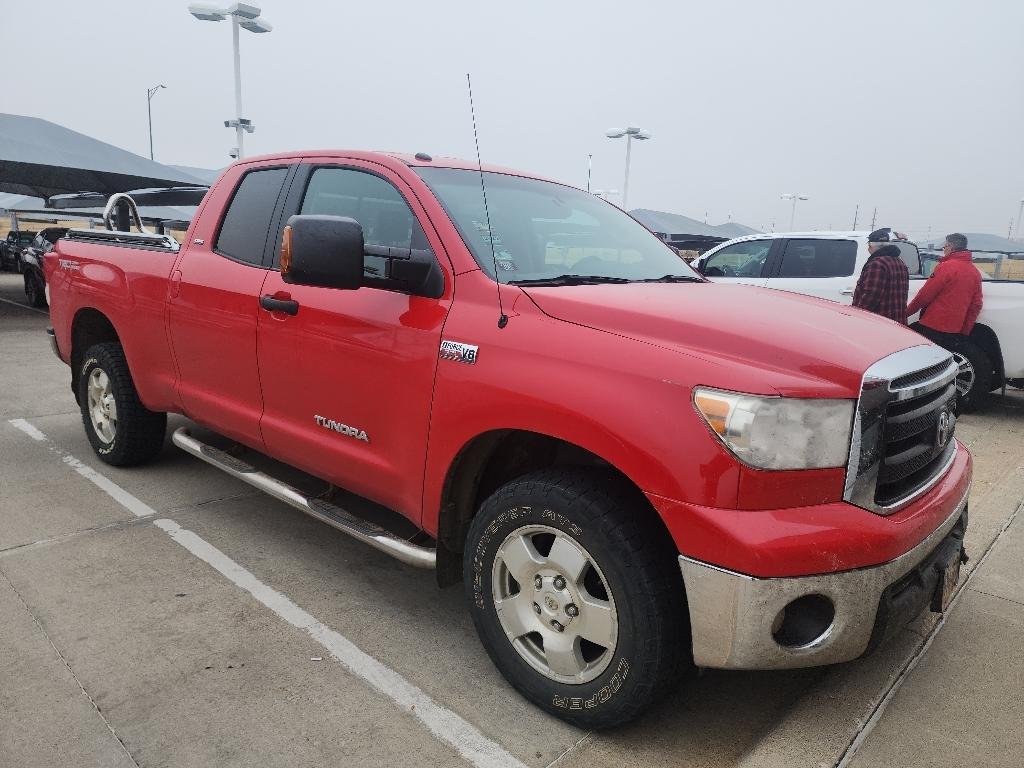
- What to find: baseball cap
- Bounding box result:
[868,227,894,243]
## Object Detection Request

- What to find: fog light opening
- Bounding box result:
[772,594,835,648]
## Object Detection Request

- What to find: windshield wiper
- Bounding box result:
[634,274,705,283]
[509,274,635,287]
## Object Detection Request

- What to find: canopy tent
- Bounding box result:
[0,113,209,199]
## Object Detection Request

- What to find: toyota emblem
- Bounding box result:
[936,409,954,448]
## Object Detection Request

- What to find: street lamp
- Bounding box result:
[188,3,272,159]
[146,84,166,161]
[780,193,810,230]
[605,126,651,210]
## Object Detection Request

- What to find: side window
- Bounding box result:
[895,242,922,275]
[215,167,289,266]
[777,239,856,278]
[301,168,428,250]
[298,167,431,277]
[703,240,771,277]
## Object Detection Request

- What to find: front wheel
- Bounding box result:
[464,469,689,729]
[78,342,167,466]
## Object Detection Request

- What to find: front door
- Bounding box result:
[698,239,775,288]
[257,161,452,522]
[168,163,292,447]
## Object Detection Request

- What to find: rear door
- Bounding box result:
[168,162,294,448]
[764,237,859,303]
[697,238,778,287]
[256,160,452,522]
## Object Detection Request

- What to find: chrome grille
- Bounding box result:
[845,346,958,515]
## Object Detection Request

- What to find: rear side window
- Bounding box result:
[777,239,857,278]
[215,167,289,266]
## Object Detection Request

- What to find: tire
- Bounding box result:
[953,343,992,412]
[24,273,47,308]
[464,468,689,729]
[78,342,167,466]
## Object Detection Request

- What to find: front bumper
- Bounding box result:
[680,487,968,670]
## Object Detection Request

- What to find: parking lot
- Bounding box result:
[1,270,1022,768]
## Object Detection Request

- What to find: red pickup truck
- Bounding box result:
[45,151,971,728]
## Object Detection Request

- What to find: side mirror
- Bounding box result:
[281,214,363,290]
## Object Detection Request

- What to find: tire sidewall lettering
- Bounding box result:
[469,498,633,712]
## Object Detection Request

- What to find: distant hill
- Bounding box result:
[629,208,760,239]
[918,232,1024,253]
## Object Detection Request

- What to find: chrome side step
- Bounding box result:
[171,428,436,569]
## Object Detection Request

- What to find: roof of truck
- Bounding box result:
[234,149,541,178]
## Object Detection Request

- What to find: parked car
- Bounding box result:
[1,230,36,271]
[46,155,972,728]
[692,232,1024,408]
[21,227,68,307]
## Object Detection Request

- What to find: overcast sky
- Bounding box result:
[7,0,1024,239]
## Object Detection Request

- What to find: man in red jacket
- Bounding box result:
[906,232,983,347]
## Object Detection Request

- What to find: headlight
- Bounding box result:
[693,387,855,470]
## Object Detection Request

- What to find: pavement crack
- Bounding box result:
[0,515,159,559]
[0,567,141,768]
[968,586,1024,608]
[544,732,591,768]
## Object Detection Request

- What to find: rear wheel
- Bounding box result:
[464,468,689,729]
[78,342,167,466]
[953,343,991,412]
[24,273,47,308]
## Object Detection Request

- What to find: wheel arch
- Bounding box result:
[70,308,122,403]
[434,428,676,588]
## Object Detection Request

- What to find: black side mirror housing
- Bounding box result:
[282,214,363,290]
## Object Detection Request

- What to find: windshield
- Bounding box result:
[415,168,700,284]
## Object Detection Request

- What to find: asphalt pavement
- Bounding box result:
[1,272,1022,767]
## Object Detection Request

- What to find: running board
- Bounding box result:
[171,428,436,569]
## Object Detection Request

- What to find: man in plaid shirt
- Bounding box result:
[852,227,910,323]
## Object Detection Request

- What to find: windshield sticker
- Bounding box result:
[472,220,504,247]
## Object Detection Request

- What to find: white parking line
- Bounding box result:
[7,418,528,768]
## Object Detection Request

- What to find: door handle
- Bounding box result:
[260,294,299,316]
[840,288,854,296]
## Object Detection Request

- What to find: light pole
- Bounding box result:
[146,84,166,161]
[188,3,272,159]
[1015,198,1024,240]
[780,193,809,230]
[587,153,593,193]
[606,126,651,210]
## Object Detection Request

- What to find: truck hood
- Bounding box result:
[520,282,925,396]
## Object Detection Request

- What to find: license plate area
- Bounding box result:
[931,552,962,613]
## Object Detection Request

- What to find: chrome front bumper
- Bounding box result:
[679,490,969,670]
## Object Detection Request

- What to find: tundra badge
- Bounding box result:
[314,415,369,442]
[440,340,478,365]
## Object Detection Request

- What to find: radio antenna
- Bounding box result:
[467,73,508,329]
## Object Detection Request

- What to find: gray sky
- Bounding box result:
[7,0,1024,239]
